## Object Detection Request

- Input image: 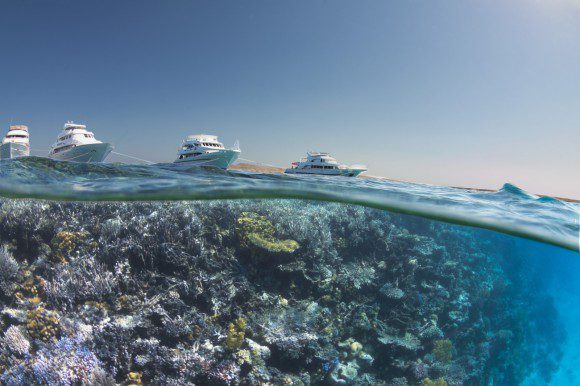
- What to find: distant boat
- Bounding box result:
[173,134,240,169]
[0,125,30,159]
[285,152,367,177]
[48,121,113,163]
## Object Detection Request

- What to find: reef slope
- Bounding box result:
[0,199,564,385]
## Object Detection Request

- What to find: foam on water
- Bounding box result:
[0,157,578,251]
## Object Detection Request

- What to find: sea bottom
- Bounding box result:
[0,199,576,385]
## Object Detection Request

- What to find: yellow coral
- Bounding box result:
[125,371,143,386]
[15,271,46,306]
[51,231,86,263]
[349,341,363,355]
[234,349,252,365]
[225,317,246,350]
[26,306,60,343]
[422,378,448,386]
[237,212,299,253]
[433,339,453,363]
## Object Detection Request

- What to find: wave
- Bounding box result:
[0,157,578,251]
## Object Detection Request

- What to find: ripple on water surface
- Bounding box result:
[0,157,578,251]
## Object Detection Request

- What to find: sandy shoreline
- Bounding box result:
[230,163,579,203]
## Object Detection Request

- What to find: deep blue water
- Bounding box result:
[0,157,578,385]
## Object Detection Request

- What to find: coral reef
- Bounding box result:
[0,198,565,385]
[432,339,453,363]
[237,212,299,253]
[0,246,18,297]
[225,317,246,350]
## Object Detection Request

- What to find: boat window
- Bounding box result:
[52,144,75,154]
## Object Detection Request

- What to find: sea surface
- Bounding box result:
[0,157,578,385]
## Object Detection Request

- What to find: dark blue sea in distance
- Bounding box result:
[0,156,578,385]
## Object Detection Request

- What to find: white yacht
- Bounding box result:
[48,122,113,163]
[0,125,30,159]
[174,134,240,169]
[285,152,367,177]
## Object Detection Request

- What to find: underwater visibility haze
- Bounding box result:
[0,157,578,385]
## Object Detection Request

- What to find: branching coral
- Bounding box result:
[236,212,299,253]
[2,326,30,356]
[1,335,104,385]
[433,339,453,363]
[422,377,448,386]
[225,317,246,350]
[0,245,18,296]
[126,371,143,385]
[50,231,86,263]
[26,306,60,343]
[44,255,118,308]
[14,270,46,305]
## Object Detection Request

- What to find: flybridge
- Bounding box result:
[64,121,86,130]
[8,125,28,132]
[186,134,219,142]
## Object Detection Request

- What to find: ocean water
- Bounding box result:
[0,157,578,385]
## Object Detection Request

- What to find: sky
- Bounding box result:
[0,0,579,198]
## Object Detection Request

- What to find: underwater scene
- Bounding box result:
[0,158,578,386]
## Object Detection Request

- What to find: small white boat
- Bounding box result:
[285,152,367,177]
[48,122,113,163]
[0,125,30,159]
[173,134,240,169]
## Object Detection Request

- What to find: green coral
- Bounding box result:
[422,378,448,386]
[237,212,299,253]
[225,317,246,350]
[433,339,453,363]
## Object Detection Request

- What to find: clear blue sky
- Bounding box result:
[1,0,578,197]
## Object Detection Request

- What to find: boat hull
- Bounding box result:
[49,143,113,163]
[285,168,366,177]
[0,142,29,159]
[173,149,240,169]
